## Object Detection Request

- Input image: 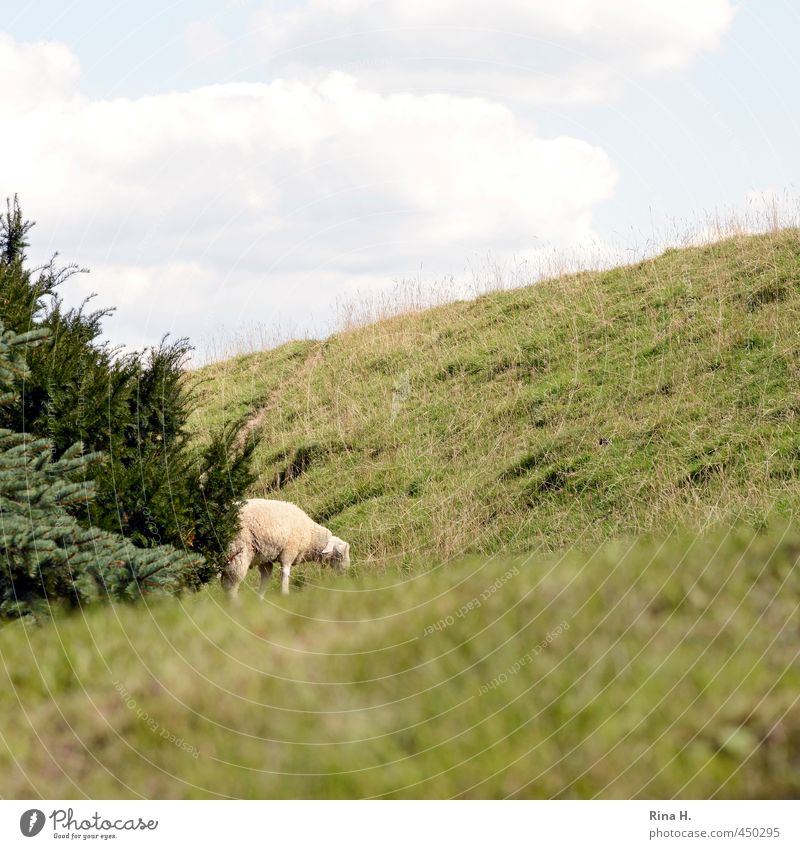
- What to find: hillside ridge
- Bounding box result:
[192,228,800,569]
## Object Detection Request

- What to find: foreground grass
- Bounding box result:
[0,522,798,799]
[191,229,800,568]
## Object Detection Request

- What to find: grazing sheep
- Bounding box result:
[222,498,350,597]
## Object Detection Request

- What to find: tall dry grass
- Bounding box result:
[331,193,800,334]
[197,192,800,365]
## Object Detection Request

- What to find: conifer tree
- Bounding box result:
[0,323,204,621]
[0,197,256,584]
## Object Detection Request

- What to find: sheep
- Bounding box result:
[221,498,350,597]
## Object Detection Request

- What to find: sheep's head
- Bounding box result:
[321,535,350,572]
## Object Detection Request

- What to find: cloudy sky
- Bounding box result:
[2,1,798,355]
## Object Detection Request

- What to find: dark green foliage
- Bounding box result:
[83,337,196,548]
[0,197,255,586]
[188,419,257,586]
[0,324,204,621]
[0,195,33,266]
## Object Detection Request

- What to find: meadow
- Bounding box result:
[1,524,797,798]
[1,227,799,798]
[192,227,800,562]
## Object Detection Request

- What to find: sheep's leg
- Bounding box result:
[277,545,301,596]
[221,572,240,598]
[222,544,252,600]
[280,563,291,595]
[258,563,274,598]
[279,550,297,596]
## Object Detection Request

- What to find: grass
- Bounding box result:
[0,522,797,798]
[2,228,800,798]
[190,228,800,565]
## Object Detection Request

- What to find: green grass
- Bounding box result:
[0,523,797,798]
[2,229,800,798]
[191,228,800,565]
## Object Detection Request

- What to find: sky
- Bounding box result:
[2,1,799,356]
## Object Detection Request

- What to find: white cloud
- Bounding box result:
[251,0,736,104]
[0,32,80,112]
[1,31,617,350]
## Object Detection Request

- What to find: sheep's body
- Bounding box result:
[222,499,350,596]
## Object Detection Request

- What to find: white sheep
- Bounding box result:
[221,498,350,597]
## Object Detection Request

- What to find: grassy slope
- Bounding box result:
[192,229,800,566]
[1,230,800,799]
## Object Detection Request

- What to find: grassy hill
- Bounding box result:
[192,228,800,567]
[1,229,799,799]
